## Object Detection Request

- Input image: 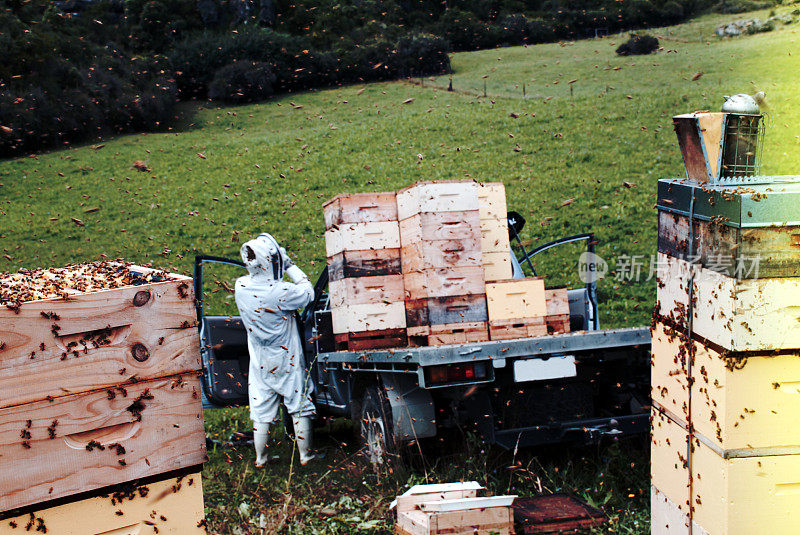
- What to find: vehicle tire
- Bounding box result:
[359,385,396,466]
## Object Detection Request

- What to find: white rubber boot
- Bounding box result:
[292,415,322,465]
[253,421,271,467]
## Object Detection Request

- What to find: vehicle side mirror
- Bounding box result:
[507,210,525,238]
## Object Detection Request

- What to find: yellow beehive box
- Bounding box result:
[324,221,400,257]
[477,182,507,221]
[482,252,512,281]
[0,472,205,534]
[480,219,511,254]
[656,253,800,351]
[650,322,690,422]
[396,181,479,221]
[692,342,800,451]
[330,302,406,334]
[692,435,800,535]
[650,408,690,515]
[486,278,546,322]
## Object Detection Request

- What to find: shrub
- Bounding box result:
[208,61,276,102]
[616,33,660,56]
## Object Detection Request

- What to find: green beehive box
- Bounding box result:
[656,177,800,278]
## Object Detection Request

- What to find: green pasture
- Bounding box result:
[2,8,798,533]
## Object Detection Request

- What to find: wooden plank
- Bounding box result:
[328,274,404,309]
[396,181,479,221]
[0,472,206,534]
[692,433,800,535]
[651,322,690,423]
[405,295,488,327]
[403,267,485,300]
[692,342,800,451]
[323,191,397,229]
[489,318,547,341]
[327,249,402,281]
[477,182,507,221]
[428,322,488,346]
[544,288,569,316]
[401,238,482,271]
[419,496,516,512]
[324,221,400,257]
[334,328,407,351]
[399,212,481,246]
[393,482,483,514]
[657,211,800,279]
[0,279,200,409]
[482,252,513,281]
[480,218,511,254]
[330,302,406,334]
[486,279,546,322]
[0,374,206,512]
[397,510,430,535]
[650,407,690,516]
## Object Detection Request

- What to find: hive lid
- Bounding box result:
[656,177,800,228]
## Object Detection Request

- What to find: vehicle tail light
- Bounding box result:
[426,362,488,385]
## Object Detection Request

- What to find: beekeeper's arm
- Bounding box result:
[276,251,314,311]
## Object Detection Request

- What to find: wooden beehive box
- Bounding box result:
[396,181,480,221]
[401,238,482,272]
[655,252,800,351]
[656,178,800,277]
[0,471,206,535]
[480,218,511,254]
[482,251,512,282]
[393,482,515,535]
[327,249,401,281]
[323,191,398,229]
[405,295,488,328]
[399,212,482,245]
[657,211,800,279]
[477,182,507,221]
[324,221,400,257]
[330,302,406,335]
[0,263,205,512]
[328,274,404,309]
[404,266,485,301]
[486,278,547,322]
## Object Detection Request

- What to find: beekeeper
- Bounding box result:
[234,233,320,466]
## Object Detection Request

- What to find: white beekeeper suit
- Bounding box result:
[234,233,320,466]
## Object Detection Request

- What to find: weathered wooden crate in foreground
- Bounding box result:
[0,264,206,513]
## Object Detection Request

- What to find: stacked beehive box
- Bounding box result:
[324,192,407,350]
[486,282,570,340]
[0,263,207,534]
[398,181,490,346]
[478,182,513,282]
[652,176,800,534]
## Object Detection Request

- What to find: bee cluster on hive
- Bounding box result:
[0,262,172,307]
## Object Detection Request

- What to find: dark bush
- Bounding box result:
[208,61,276,102]
[616,33,660,56]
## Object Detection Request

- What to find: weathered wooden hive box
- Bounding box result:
[0,262,206,514]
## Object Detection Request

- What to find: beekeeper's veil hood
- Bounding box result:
[240,233,283,280]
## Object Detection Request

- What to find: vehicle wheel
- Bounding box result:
[359,385,396,466]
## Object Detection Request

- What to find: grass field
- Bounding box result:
[2,7,799,533]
